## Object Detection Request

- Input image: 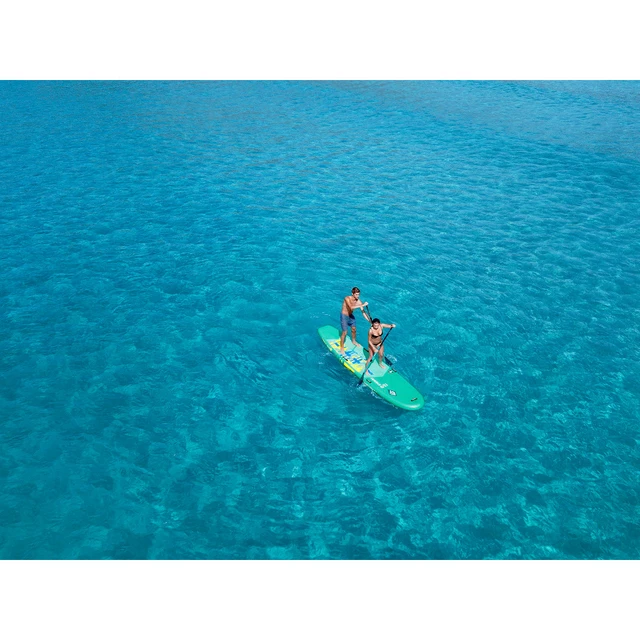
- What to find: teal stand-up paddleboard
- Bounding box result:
[318,325,424,411]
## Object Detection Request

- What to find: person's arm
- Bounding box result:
[358,301,370,320]
[381,322,396,329]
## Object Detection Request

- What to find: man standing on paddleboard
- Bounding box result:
[339,287,370,355]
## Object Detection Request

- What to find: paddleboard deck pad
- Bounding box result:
[318,325,424,411]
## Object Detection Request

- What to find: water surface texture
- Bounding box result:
[1,81,639,559]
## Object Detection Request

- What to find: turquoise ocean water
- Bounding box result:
[1,81,639,559]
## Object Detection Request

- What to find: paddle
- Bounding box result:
[362,302,373,324]
[358,326,394,386]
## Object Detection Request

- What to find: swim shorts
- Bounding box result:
[340,313,356,332]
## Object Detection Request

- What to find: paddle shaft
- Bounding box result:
[358,327,394,386]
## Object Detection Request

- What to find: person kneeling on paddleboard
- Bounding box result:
[339,287,369,355]
[366,318,396,370]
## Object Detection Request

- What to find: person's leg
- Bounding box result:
[351,324,359,347]
[350,316,360,347]
[364,343,375,372]
[378,344,385,368]
[339,315,347,353]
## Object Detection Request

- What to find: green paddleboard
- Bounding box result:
[318,325,425,411]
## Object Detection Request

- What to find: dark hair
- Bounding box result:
[371,318,380,324]
[352,287,360,294]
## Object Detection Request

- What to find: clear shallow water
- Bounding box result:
[1,81,639,559]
